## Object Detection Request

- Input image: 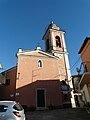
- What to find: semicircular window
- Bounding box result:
[55,36,61,47]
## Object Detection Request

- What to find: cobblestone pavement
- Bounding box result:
[26,108,90,120]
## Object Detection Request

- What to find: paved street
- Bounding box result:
[26,108,90,120]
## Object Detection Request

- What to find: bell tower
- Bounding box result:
[42,21,69,80]
[42,22,76,108]
[42,21,67,57]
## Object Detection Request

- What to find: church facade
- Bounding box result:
[0,22,76,109]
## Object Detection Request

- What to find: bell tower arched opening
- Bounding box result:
[56,36,61,48]
[46,39,50,52]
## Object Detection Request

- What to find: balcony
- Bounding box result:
[78,61,90,88]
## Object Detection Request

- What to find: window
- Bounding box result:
[38,60,43,68]
[0,105,8,112]
[46,39,50,51]
[55,36,61,47]
[13,103,23,111]
[5,79,10,85]
[84,64,88,72]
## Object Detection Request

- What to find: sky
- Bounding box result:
[0,0,90,75]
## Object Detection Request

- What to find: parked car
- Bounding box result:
[0,101,25,120]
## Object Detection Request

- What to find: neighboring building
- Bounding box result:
[72,37,90,107]
[0,64,5,84]
[72,74,82,107]
[0,66,17,100]
[0,22,76,109]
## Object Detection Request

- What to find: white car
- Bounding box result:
[0,101,25,120]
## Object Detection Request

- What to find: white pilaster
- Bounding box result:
[62,34,76,108]
[51,31,56,50]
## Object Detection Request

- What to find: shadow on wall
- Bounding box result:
[15,80,71,111]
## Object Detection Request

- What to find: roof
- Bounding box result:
[72,74,82,78]
[1,66,17,74]
[78,37,90,54]
[17,49,58,59]
[42,22,65,40]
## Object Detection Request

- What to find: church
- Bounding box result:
[0,22,76,109]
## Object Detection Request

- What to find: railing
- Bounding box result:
[78,61,90,75]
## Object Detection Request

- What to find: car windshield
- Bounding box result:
[13,103,23,111]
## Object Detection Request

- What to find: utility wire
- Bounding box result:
[70,38,90,72]
[70,56,81,71]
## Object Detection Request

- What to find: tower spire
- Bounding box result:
[50,19,54,24]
